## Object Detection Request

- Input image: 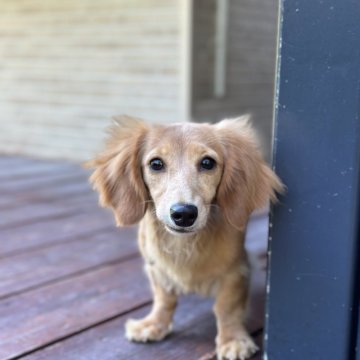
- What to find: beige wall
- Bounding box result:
[0,0,182,160]
[0,0,278,161]
[192,0,279,160]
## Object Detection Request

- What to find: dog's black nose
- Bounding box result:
[170,203,198,227]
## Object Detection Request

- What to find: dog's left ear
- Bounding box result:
[85,116,149,226]
[215,116,284,230]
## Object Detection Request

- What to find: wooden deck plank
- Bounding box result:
[21,296,263,360]
[0,189,94,210]
[0,174,98,210]
[0,195,99,230]
[0,171,88,192]
[0,228,138,299]
[0,210,117,257]
[0,203,77,229]
[0,160,81,180]
[0,258,151,360]
[0,156,49,167]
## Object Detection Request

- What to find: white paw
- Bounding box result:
[216,336,259,360]
[125,318,172,342]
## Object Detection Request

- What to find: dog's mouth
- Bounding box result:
[165,225,196,235]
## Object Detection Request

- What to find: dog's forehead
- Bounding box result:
[146,122,217,152]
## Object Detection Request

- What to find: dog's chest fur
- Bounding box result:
[138,212,249,297]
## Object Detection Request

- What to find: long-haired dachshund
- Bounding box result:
[88,115,283,360]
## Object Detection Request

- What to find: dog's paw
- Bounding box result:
[125,318,172,342]
[216,335,259,360]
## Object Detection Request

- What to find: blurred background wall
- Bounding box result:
[0,0,278,161]
[192,0,278,159]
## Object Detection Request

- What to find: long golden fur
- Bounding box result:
[88,115,283,360]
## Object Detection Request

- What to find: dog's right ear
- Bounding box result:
[215,116,284,230]
[85,116,149,226]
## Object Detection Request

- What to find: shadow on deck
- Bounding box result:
[0,156,265,360]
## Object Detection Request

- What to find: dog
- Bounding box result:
[87,115,283,360]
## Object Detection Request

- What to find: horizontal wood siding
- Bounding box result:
[192,0,278,160]
[0,0,181,160]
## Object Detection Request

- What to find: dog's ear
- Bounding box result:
[86,115,149,226]
[215,116,284,230]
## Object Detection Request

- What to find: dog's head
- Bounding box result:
[88,115,283,234]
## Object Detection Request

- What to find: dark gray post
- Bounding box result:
[265,0,360,359]
[357,317,360,360]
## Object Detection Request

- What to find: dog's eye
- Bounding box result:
[149,158,165,171]
[200,157,216,170]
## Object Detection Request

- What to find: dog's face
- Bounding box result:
[88,115,283,233]
[142,123,223,235]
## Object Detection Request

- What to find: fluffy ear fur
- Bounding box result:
[86,115,149,226]
[215,115,284,230]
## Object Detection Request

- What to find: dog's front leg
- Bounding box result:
[214,273,258,360]
[125,268,177,342]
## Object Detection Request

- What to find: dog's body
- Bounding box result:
[88,116,283,360]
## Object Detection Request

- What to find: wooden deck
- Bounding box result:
[0,156,265,360]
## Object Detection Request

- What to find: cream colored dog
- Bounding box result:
[88,115,283,360]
